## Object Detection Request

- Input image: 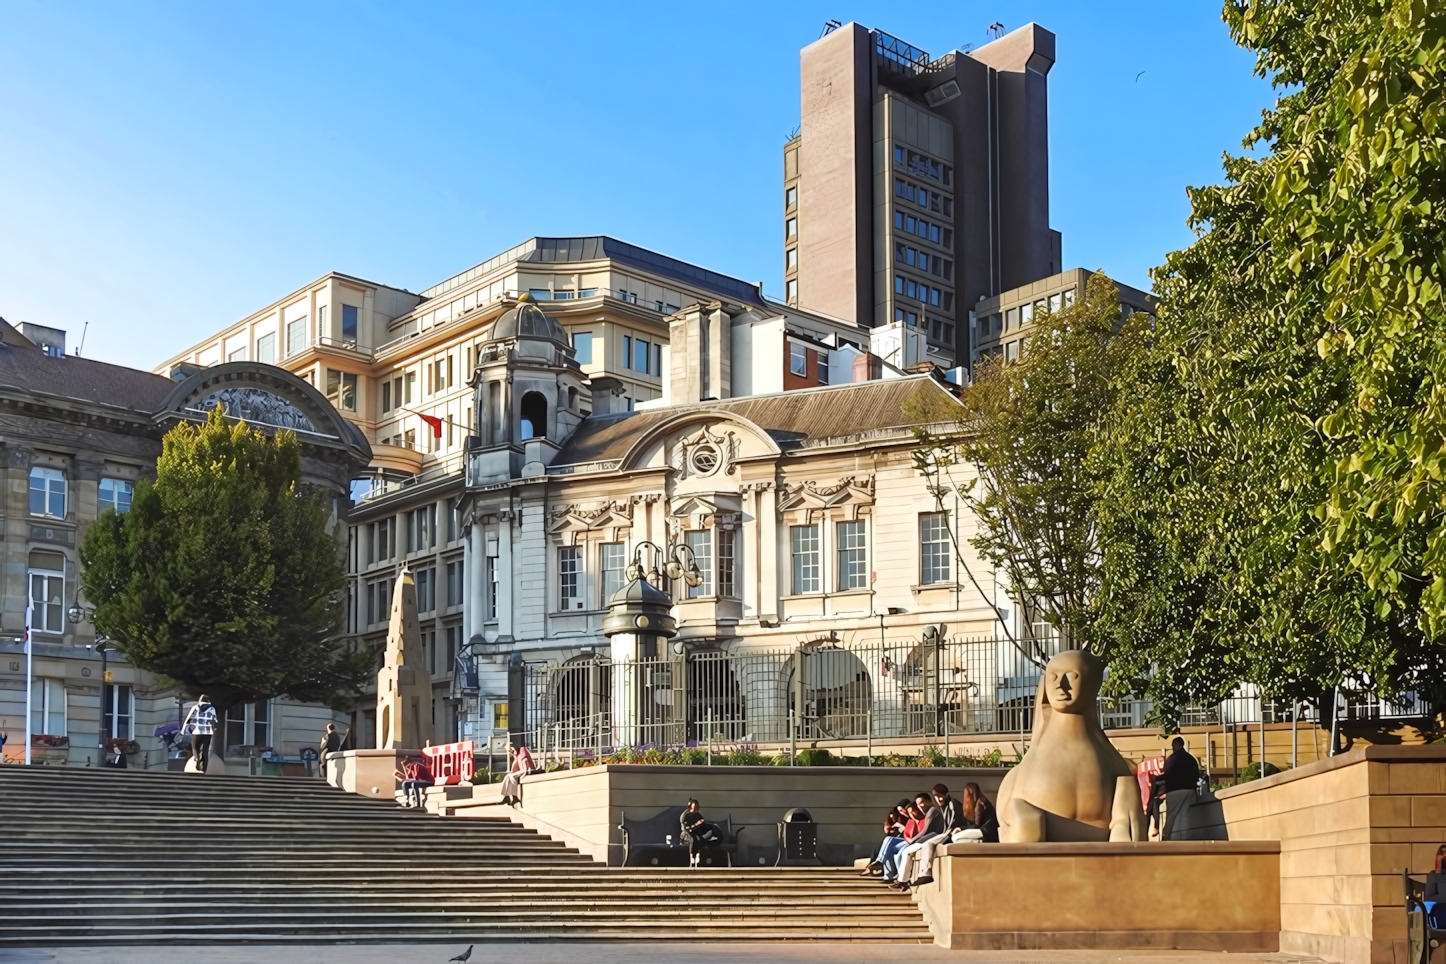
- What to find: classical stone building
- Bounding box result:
[0,319,370,769]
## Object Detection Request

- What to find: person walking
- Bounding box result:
[319,723,343,778]
[181,695,217,773]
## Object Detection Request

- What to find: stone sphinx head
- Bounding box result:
[1030,648,1105,741]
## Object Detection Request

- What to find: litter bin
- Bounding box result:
[776,807,820,866]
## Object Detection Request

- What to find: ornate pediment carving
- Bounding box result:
[200,387,317,433]
[547,498,637,534]
[777,475,876,513]
[668,425,741,480]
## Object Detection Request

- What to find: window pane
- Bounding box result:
[256,332,275,365]
[789,343,806,376]
[686,530,713,598]
[635,339,650,373]
[559,546,581,609]
[600,542,626,605]
[718,527,737,598]
[920,512,952,585]
[837,521,867,590]
[791,525,820,594]
[573,331,593,364]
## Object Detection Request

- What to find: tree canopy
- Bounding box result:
[81,407,372,712]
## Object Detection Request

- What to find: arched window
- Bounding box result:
[567,386,578,411]
[520,391,548,440]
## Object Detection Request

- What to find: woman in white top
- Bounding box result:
[181,695,218,773]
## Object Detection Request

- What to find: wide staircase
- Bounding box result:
[0,766,932,946]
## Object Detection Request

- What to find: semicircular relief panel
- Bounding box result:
[197,387,319,434]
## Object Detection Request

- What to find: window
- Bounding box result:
[907,280,917,300]
[367,577,392,624]
[558,546,581,610]
[29,467,65,518]
[685,530,713,599]
[579,288,598,298]
[446,560,463,608]
[652,343,662,376]
[635,338,650,374]
[326,370,357,412]
[837,521,867,590]
[1049,292,1063,313]
[404,372,415,404]
[622,335,633,369]
[573,331,593,364]
[943,197,953,217]
[28,550,64,633]
[718,527,737,598]
[446,497,460,542]
[600,542,626,605]
[30,678,65,737]
[98,478,133,515]
[224,700,271,749]
[785,186,798,210]
[228,345,247,362]
[786,279,798,300]
[342,304,358,346]
[1064,289,1077,308]
[789,342,807,376]
[791,525,821,594]
[369,518,394,562]
[786,248,797,270]
[786,217,797,238]
[920,512,952,585]
[103,683,134,740]
[256,332,275,364]
[446,625,461,674]
[487,554,499,619]
[409,505,436,552]
[895,276,904,295]
[416,567,436,613]
[529,288,551,300]
[817,353,829,384]
[317,304,328,340]
[286,318,307,356]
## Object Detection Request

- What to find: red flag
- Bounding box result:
[418,414,443,438]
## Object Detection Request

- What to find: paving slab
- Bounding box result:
[0,944,1326,964]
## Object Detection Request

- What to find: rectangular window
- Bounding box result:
[943,197,953,217]
[326,370,357,412]
[286,318,307,356]
[786,279,797,300]
[942,228,953,249]
[930,224,941,243]
[895,276,904,295]
[790,525,821,595]
[446,625,460,673]
[404,372,415,404]
[1064,289,1077,308]
[817,352,828,384]
[905,247,915,267]
[98,478,133,515]
[573,331,593,364]
[907,280,917,300]
[920,512,952,585]
[558,546,581,610]
[837,521,867,590]
[622,335,633,369]
[600,542,626,606]
[410,505,435,552]
[786,217,797,237]
[377,518,393,559]
[635,338,650,374]
[227,345,247,363]
[28,568,64,633]
[30,678,66,737]
[786,248,797,269]
[416,567,436,613]
[718,527,737,598]
[317,304,328,340]
[943,292,954,312]
[930,288,941,307]
[446,497,459,542]
[29,467,66,518]
[785,186,798,209]
[342,304,358,346]
[652,343,662,377]
[487,555,499,619]
[789,342,807,376]
[918,252,929,272]
[256,332,275,364]
[103,683,134,740]
[446,560,463,608]
[686,530,713,599]
[381,381,392,413]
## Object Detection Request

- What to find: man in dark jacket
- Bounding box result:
[1163,737,1201,792]
[900,787,959,888]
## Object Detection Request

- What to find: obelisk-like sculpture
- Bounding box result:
[375,569,433,750]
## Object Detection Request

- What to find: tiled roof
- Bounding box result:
[553,375,962,468]
[0,325,176,415]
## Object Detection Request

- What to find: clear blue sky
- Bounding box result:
[0,2,1271,371]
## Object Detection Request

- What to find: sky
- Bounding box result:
[0,2,1274,372]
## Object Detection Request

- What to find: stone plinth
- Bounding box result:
[324,749,411,798]
[915,840,1281,951]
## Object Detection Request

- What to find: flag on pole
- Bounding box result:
[418,414,443,438]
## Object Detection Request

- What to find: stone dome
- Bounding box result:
[487,292,571,349]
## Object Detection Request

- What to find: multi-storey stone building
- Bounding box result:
[970,268,1157,365]
[0,319,370,768]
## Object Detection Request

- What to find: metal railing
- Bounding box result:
[509,634,1431,757]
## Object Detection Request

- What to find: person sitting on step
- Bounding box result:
[680,798,722,867]
[499,745,535,807]
[902,784,964,889]
[881,797,930,885]
[862,800,913,877]
[894,791,947,890]
[395,758,433,809]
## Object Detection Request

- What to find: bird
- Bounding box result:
[1135,70,1147,83]
[449,947,474,963]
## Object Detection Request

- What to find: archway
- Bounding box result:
[786,647,872,740]
[550,654,609,749]
[520,391,548,440]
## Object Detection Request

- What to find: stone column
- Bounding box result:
[497,512,514,640]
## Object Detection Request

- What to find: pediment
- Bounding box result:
[547,499,636,534]
[777,475,876,512]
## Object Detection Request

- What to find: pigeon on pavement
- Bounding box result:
[449,946,474,963]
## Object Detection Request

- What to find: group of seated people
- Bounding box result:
[863,782,998,889]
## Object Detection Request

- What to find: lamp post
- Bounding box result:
[618,540,704,655]
[67,599,112,753]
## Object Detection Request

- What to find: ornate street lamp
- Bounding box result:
[603,541,702,655]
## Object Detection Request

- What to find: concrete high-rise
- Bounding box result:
[783,22,1061,369]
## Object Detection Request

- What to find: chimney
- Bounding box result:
[588,375,624,416]
[852,352,883,382]
[669,302,732,403]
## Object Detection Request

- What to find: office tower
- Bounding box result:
[784,21,1060,368]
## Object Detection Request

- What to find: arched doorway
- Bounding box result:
[688,652,747,743]
[550,654,609,749]
[786,646,872,739]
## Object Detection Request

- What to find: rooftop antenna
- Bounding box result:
[75,322,89,357]
[821,19,842,37]
[987,21,1005,39]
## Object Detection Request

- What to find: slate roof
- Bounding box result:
[553,375,963,469]
[0,322,176,415]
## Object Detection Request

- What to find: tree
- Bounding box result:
[912,273,1149,654]
[81,407,373,727]
[1089,0,1446,722]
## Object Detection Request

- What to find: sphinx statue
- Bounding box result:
[996,648,1146,842]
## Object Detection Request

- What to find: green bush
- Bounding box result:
[724,748,767,766]
[795,748,834,767]
[1237,761,1283,783]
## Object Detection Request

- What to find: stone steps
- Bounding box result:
[0,767,931,945]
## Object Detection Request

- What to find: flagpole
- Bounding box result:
[23,602,33,766]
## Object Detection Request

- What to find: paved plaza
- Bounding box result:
[0,945,1326,964]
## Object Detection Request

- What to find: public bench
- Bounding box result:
[619,806,744,867]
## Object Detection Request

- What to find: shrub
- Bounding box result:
[1237,761,1283,783]
[796,748,835,767]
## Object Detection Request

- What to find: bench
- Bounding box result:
[619,807,745,867]
[1404,870,1445,964]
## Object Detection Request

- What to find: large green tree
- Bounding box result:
[912,273,1148,654]
[81,407,372,719]
[1089,0,1446,721]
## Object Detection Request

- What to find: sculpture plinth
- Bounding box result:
[375,568,433,751]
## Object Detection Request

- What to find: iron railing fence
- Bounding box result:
[510,634,1431,757]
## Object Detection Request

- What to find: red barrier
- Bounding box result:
[422,740,475,786]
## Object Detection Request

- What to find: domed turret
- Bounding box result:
[487,292,571,349]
